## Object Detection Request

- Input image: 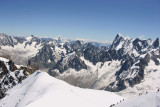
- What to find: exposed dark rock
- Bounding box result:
[152,38,159,48]
[0,57,38,99]
[150,51,160,65]
[127,68,144,87]
[110,34,125,50]
[105,79,126,92]
[71,40,82,51]
[133,38,149,53]
[0,33,17,47]
[31,45,57,69]
[68,55,87,71]
[53,55,87,73]
[8,60,17,71]
[116,55,135,77]
[83,43,101,65]
[24,36,41,48]
[14,36,26,44]
[0,61,8,78]
[139,53,150,69]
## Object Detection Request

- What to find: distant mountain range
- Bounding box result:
[0,33,160,97]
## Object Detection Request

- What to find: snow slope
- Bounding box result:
[115,92,160,107]
[0,71,123,107]
[116,59,160,98]
[1,39,42,65]
[0,56,35,99]
[90,60,121,89]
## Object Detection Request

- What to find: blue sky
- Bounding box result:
[0,0,160,41]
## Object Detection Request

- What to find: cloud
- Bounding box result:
[138,35,145,39]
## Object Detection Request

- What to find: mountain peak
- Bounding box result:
[114,33,125,41]
[110,33,125,50]
[31,35,35,38]
[116,33,123,37]
[0,33,9,38]
[25,35,38,41]
[152,38,159,48]
[26,35,34,41]
[0,33,17,46]
[56,36,64,43]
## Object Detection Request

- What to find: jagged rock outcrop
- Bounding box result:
[0,33,18,47]
[30,45,57,69]
[0,57,38,99]
[152,38,159,48]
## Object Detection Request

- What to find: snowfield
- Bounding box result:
[116,92,160,107]
[1,40,42,65]
[0,71,123,107]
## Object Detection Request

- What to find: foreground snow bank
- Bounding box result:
[116,92,160,107]
[0,71,123,107]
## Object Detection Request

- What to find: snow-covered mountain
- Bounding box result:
[46,33,160,97]
[1,70,160,107]
[0,33,160,97]
[0,33,17,47]
[0,34,44,65]
[0,71,124,107]
[0,33,110,66]
[0,57,38,99]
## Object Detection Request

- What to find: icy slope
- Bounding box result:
[0,56,38,99]
[115,92,160,107]
[0,71,123,107]
[1,35,42,65]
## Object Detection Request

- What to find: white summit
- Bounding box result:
[0,71,123,107]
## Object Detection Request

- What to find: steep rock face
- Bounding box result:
[152,38,159,48]
[14,37,26,44]
[83,43,101,65]
[24,36,41,48]
[0,57,38,99]
[52,54,87,74]
[30,45,57,69]
[0,61,8,77]
[132,38,150,53]
[0,34,45,66]
[0,33,17,47]
[104,36,160,92]
[110,33,125,50]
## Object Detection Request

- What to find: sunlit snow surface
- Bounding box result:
[115,92,160,107]
[1,40,42,65]
[0,71,123,107]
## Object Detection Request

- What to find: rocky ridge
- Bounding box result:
[0,57,38,99]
